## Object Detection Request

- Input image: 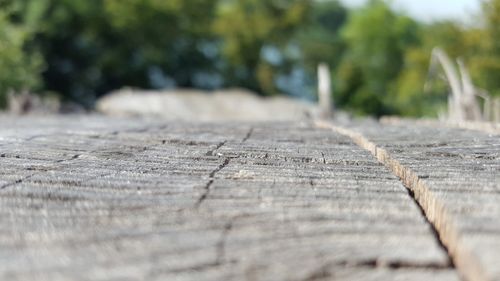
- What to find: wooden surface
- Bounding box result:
[317,119,500,281]
[0,115,498,280]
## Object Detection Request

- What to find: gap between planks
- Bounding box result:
[314,120,487,281]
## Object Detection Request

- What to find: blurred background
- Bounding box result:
[0,0,499,119]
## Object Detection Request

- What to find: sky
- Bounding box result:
[339,0,481,22]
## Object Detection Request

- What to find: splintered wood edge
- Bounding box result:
[315,119,489,281]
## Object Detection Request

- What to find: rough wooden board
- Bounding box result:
[318,120,499,281]
[0,116,458,280]
[380,117,500,136]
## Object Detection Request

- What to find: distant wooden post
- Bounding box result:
[457,59,482,121]
[318,63,333,119]
[429,48,485,122]
[430,48,465,122]
[494,97,500,123]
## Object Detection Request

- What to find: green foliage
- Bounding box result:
[468,0,500,97]
[1,0,221,107]
[297,1,347,71]
[104,0,219,87]
[0,0,499,116]
[214,0,311,95]
[334,0,418,116]
[0,1,44,107]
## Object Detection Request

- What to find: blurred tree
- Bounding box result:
[104,0,220,89]
[8,0,220,107]
[214,0,311,95]
[1,0,311,106]
[335,0,418,116]
[292,0,347,101]
[0,0,44,107]
[296,0,347,71]
[468,0,500,97]
[35,0,113,107]
[1,0,496,117]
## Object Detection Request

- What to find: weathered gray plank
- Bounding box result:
[317,119,499,281]
[380,117,500,136]
[0,116,458,280]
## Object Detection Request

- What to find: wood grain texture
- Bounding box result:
[380,117,500,136]
[318,119,499,281]
[0,116,459,280]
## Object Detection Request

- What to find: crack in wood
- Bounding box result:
[242,128,254,143]
[0,174,34,190]
[161,262,222,274]
[206,141,227,156]
[23,134,50,142]
[303,264,332,281]
[303,259,453,281]
[315,120,485,281]
[336,259,451,270]
[0,150,86,190]
[195,158,230,208]
[0,148,103,191]
[215,220,234,265]
[55,154,81,163]
[320,152,327,164]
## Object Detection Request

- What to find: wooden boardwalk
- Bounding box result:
[0,116,498,281]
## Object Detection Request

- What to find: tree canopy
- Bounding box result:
[0,0,499,117]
